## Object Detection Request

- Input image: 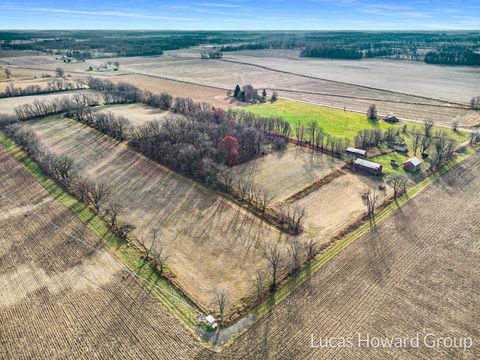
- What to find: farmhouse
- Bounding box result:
[346,147,367,157]
[403,157,422,172]
[384,115,399,123]
[354,158,382,175]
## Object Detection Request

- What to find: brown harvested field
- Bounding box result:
[294,172,389,241]
[0,90,95,114]
[224,150,480,359]
[0,147,205,359]
[105,74,232,108]
[95,103,184,127]
[222,49,480,104]
[4,54,477,126]
[20,116,286,310]
[119,56,478,126]
[232,146,343,204]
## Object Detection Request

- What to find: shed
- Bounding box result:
[205,315,218,329]
[384,116,399,123]
[403,157,422,172]
[346,147,367,157]
[354,158,382,175]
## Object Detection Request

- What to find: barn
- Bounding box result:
[346,147,367,157]
[403,157,422,172]
[354,158,383,175]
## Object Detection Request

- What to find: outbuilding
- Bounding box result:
[346,147,367,157]
[403,157,422,172]
[205,315,218,329]
[354,158,383,175]
[384,116,399,123]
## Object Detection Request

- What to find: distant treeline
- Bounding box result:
[3,31,478,64]
[300,46,363,60]
[424,50,480,66]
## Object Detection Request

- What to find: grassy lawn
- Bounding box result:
[245,99,393,141]
[245,99,470,145]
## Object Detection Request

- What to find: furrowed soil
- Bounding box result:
[0,147,206,359]
[2,124,479,360]
[222,150,480,359]
[20,116,286,310]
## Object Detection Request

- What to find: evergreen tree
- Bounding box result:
[234,85,241,98]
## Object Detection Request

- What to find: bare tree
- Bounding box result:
[451,119,459,132]
[288,239,303,275]
[55,67,65,78]
[145,229,158,259]
[423,119,434,138]
[304,238,317,261]
[152,246,169,275]
[386,174,408,200]
[106,201,124,227]
[263,244,283,290]
[90,181,110,213]
[367,104,377,120]
[4,68,12,79]
[257,187,274,213]
[213,288,229,326]
[411,128,421,155]
[114,61,120,69]
[249,269,266,299]
[307,119,318,144]
[363,189,378,222]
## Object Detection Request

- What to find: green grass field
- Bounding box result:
[246,99,393,141]
[246,99,469,144]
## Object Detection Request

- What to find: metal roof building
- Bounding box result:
[354,158,383,175]
[346,147,367,157]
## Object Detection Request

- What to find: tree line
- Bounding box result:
[0,79,86,99]
[13,93,101,121]
[424,50,480,66]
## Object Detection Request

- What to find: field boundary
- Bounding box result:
[0,131,207,337]
[218,145,478,349]
[220,58,468,106]
[2,124,476,351]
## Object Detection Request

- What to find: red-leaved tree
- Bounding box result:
[220,136,239,165]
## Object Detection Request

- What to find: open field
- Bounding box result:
[119,55,478,126]
[95,103,183,127]
[245,99,470,144]
[246,99,393,141]
[293,172,389,240]
[0,146,206,359]
[19,116,286,310]
[224,150,480,359]
[104,74,232,108]
[0,90,95,114]
[2,53,479,126]
[223,49,480,104]
[232,145,343,203]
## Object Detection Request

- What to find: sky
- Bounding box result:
[0,0,479,30]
